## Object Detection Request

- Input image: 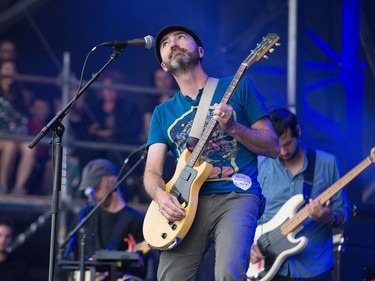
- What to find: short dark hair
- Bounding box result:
[269,108,299,138]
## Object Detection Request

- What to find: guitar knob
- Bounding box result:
[168,221,177,230]
[170,224,177,230]
[161,233,167,239]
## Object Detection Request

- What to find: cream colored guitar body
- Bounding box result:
[143,149,212,250]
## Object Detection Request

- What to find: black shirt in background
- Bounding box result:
[0,254,30,281]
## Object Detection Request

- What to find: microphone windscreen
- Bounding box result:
[144,35,155,49]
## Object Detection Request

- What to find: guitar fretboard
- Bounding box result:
[184,33,280,168]
[281,154,374,235]
[186,64,248,168]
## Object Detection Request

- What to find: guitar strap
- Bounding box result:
[184,77,268,219]
[303,147,316,203]
[186,77,219,151]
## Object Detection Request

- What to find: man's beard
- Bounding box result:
[164,47,200,76]
[280,141,301,162]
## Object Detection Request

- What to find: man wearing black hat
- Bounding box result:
[143,25,280,281]
[67,159,145,277]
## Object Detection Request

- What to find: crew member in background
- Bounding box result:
[64,158,146,279]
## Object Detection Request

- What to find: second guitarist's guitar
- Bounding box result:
[143,33,280,250]
[247,147,375,281]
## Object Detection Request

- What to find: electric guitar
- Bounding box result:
[143,33,280,250]
[247,147,375,281]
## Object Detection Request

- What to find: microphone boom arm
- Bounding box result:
[28,48,124,281]
[28,49,123,149]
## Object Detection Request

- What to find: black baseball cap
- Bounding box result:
[155,25,203,64]
[78,159,118,191]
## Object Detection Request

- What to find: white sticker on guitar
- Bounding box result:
[232,173,252,190]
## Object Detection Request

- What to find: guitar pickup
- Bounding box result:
[179,169,191,181]
[169,166,198,207]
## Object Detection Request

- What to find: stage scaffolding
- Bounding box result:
[0,51,169,256]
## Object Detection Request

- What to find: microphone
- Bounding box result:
[98,35,155,49]
[84,187,97,205]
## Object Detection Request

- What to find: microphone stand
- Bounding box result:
[28,47,124,281]
[59,148,147,280]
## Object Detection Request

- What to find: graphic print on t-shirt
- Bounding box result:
[168,106,239,180]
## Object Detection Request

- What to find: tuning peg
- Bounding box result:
[269,48,275,53]
[275,42,281,46]
[263,55,269,59]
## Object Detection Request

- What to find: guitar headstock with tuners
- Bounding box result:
[243,33,280,68]
[186,32,280,168]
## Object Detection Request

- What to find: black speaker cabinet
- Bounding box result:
[333,243,375,281]
[332,204,375,281]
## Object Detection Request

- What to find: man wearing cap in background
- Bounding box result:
[66,158,146,279]
[143,25,279,280]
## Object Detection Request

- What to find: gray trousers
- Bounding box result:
[157,192,260,281]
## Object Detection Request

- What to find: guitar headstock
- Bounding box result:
[244,33,280,67]
[370,147,375,163]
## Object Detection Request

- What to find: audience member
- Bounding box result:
[0,39,17,62]
[81,70,142,168]
[42,87,94,195]
[0,59,34,194]
[140,69,176,190]
[53,86,93,142]
[141,68,174,142]
[0,217,30,281]
[26,97,53,194]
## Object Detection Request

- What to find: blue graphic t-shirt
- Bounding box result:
[147,76,268,195]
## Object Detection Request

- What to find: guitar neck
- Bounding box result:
[185,33,280,168]
[281,155,373,235]
[186,63,248,167]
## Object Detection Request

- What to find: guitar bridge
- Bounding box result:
[169,188,188,206]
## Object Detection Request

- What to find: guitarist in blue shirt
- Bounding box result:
[250,108,350,281]
[143,25,279,281]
